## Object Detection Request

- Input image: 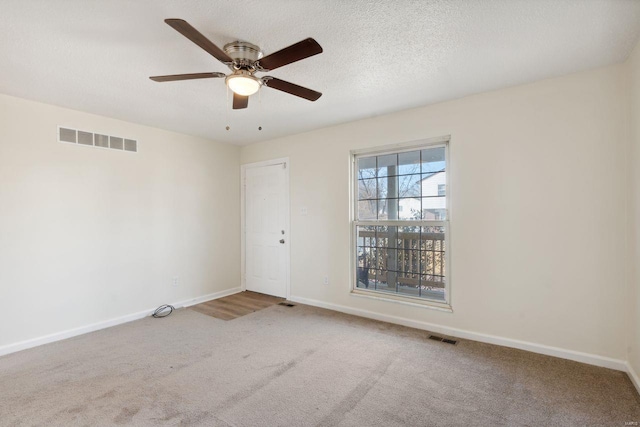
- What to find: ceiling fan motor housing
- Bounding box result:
[224,41,263,66]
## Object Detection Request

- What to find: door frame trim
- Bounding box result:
[240,157,291,299]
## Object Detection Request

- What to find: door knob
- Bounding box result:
[279,239,285,244]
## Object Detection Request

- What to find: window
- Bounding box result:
[353,139,449,306]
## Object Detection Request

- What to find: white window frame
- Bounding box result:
[350,136,452,311]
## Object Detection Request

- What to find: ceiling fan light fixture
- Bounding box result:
[226,71,261,96]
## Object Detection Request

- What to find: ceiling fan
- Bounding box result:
[150,19,323,110]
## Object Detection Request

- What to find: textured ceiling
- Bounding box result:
[1,0,639,145]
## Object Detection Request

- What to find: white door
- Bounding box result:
[244,162,289,298]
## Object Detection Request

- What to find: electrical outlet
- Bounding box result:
[323,276,329,285]
[301,207,308,216]
[172,276,179,287]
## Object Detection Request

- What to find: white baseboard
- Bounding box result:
[174,286,242,309]
[627,362,640,396]
[289,295,628,372]
[0,286,242,358]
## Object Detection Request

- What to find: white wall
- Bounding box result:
[628,41,640,380]
[241,64,629,362]
[0,94,241,350]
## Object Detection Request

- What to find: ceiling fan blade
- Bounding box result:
[165,19,233,64]
[263,77,322,101]
[149,72,226,82]
[258,38,322,71]
[233,93,249,109]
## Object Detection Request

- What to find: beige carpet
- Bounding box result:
[1,303,638,426]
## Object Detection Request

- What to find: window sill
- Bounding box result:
[350,289,453,313]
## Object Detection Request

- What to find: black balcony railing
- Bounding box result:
[356,227,445,300]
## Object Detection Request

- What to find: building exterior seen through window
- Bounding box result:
[354,142,449,304]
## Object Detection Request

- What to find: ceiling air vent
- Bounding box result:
[58,126,138,153]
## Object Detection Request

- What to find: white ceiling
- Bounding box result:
[1,1,639,146]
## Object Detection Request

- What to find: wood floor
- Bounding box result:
[189,291,285,320]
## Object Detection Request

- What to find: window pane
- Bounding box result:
[376,176,386,199]
[378,153,397,171]
[421,225,446,301]
[358,178,377,200]
[398,174,421,198]
[421,147,445,174]
[398,225,421,249]
[421,225,445,236]
[398,150,421,175]
[398,249,421,273]
[358,156,377,180]
[422,172,446,197]
[376,226,396,248]
[398,198,420,219]
[421,203,447,220]
[357,244,377,290]
[381,248,396,271]
[358,200,377,220]
[420,283,445,301]
[377,175,399,199]
[376,269,389,289]
[378,199,399,220]
[357,225,375,247]
[358,269,376,289]
[377,172,400,219]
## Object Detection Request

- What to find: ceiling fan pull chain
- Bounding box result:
[258,90,263,131]
[225,84,230,131]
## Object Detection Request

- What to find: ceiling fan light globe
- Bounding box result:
[226,74,261,96]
